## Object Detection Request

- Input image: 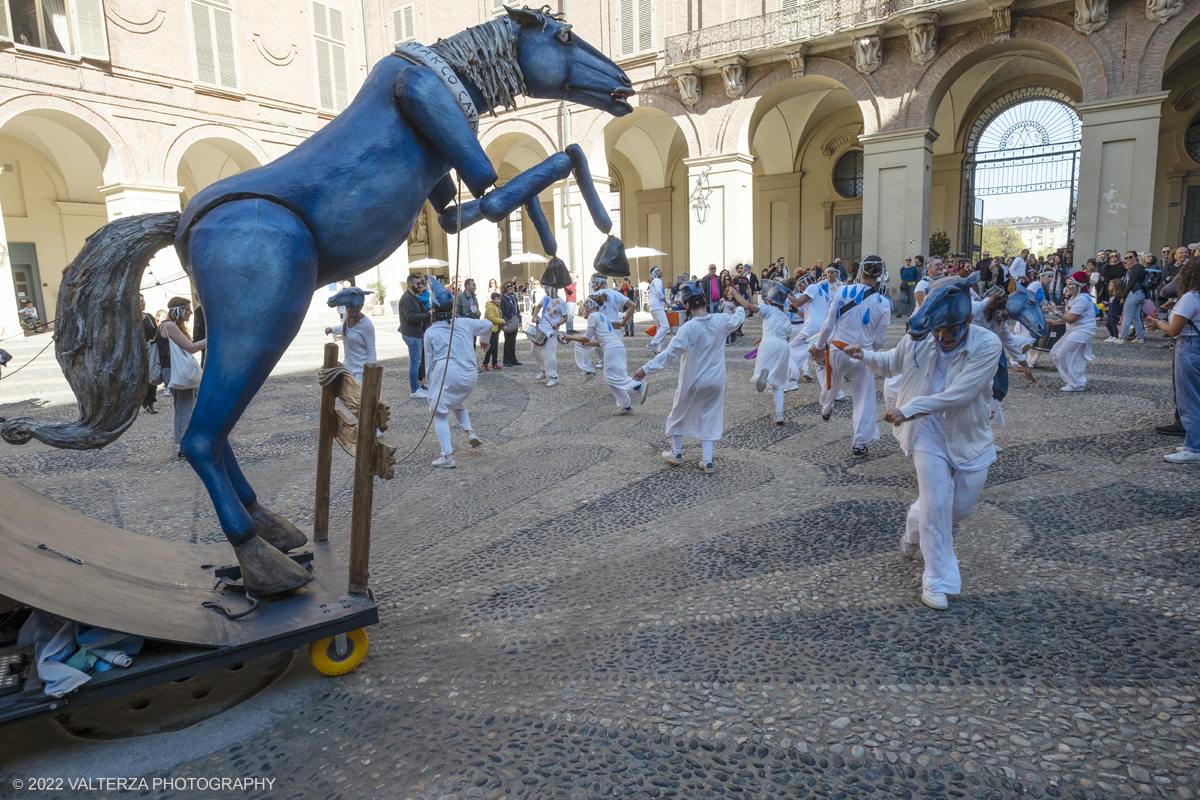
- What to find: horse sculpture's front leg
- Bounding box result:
[438,145,612,237]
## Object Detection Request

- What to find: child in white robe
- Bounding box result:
[730,279,793,424]
[634,281,745,473]
[1050,271,1097,392]
[564,294,649,414]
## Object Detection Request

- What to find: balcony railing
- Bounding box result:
[664,0,944,66]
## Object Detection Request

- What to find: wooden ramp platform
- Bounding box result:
[0,474,375,647]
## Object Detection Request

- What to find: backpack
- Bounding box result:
[1142,265,1162,294]
[147,333,163,386]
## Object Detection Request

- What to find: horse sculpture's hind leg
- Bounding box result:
[183,198,317,596]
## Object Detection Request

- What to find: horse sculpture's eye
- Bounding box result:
[557,27,572,44]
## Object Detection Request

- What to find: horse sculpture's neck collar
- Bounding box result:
[393,42,480,133]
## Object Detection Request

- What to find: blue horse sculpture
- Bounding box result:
[1,6,633,595]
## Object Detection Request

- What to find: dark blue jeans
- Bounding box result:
[403,334,424,392]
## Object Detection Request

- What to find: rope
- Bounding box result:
[390,175,464,466]
[1,337,55,378]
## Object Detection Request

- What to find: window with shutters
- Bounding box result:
[618,0,652,57]
[391,4,414,45]
[189,0,239,91]
[313,1,349,113]
[489,0,504,17]
[2,0,109,60]
[506,208,523,257]
[778,0,798,9]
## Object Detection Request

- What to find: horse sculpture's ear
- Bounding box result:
[504,5,542,28]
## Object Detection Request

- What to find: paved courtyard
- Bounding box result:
[1,311,1198,800]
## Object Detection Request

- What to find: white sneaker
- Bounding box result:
[536,372,547,379]
[546,378,557,387]
[782,381,799,392]
[467,432,482,448]
[1164,449,1200,464]
[432,455,456,469]
[1103,337,1117,343]
[775,412,785,425]
[613,407,632,416]
[410,389,429,399]
[1060,385,1085,392]
[1113,339,1124,345]
[698,460,715,474]
[637,381,650,405]
[835,390,846,401]
[662,450,683,466]
[921,588,948,610]
[899,535,920,560]
[755,371,769,393]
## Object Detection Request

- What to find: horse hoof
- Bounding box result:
[234,536,314,597]
[247,502,308,552]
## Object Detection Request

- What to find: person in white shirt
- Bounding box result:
[633,281,746,473]
[531,285,569,387]
[575,275,635,379]
[1008,249,1029,288]
[884,258,945,410]
[563,294,649,415]
[423,277,495,469]
[786,266,841,391]
[1144,261,1200,463]
[843,275,1003,611]
[731,279,793,425]
[324,287,377,381]
[647,266,670,355]
[811,254,892,457]
[1049,271,1097,392]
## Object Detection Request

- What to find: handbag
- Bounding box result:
[1141,298,1157,318]
[503,315,520,333]
[147,338,162,386]
[168,338,203,390]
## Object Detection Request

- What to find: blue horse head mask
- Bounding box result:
[504,6,633,116]
[908,275,979,340]
[327,286,372,311]
[1004,284,1048,339]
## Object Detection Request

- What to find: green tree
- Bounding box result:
[928,229,951,260]
[981,223,1024,259]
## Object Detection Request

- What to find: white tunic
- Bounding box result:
[595,289,629,324]
[537,296,568,334]
[816,283,891,351]
[648,278,666,311]
[424,318,495,414]
[339,316,376,381]
[753,304,793,388]
[800,280,836,337]
[642,308,746,440]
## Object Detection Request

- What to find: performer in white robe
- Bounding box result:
[730,280,793,424]
[574,276,635,378]
[423,277,496,468]
[531,287,569,386]
[844,275,1003,611]
[970,289,1038,425]
[564,295,649,414]
[647,267,671,355]
[1050,271,1097,391]
[812,254,891,457]
[787,266,842,392]
[634,281,746,473]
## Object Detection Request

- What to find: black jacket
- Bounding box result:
[700,274,723,304]
[1121,264,1145,300]
[399,291,430,338]
[500,293,521,323]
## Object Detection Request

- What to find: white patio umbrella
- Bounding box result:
[408,257,450,271]
[502,252,549,286]
[623,246,667,286]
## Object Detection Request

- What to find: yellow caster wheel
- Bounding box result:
[309,628,368,676]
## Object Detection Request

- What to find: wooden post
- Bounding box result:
[313,343,339,542]
[348,362,382,594]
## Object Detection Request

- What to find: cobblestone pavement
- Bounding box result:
[1,312,1198,800]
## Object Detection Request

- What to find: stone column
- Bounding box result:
[683,153,755,275]
[100,183,187,314]
[0,210,20,337]
[859,127,937,274]
[1074,92,1169,257]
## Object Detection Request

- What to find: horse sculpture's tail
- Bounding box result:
[1,212,182,450]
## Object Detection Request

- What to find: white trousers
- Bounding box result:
[434,407,472,456]
[601,345,640,408]
[883,374,901,412]
[532,335,559,378]
[1051,337,1092,389]
[820,349,879,447]
[903,450,989,594]
[650,307,670,353]
[574,341,600,374]
[788,327,812,378]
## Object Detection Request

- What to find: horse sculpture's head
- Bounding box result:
[505,6,634,116]
[1005,284,1048,339]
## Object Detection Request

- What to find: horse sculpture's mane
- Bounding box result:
[430,16,529,114]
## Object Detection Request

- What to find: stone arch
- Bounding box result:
[1142,4,1200,94]
[578,90,701,164]
[163,124,270,186]
[479,116,558,159]
[905,16,1105,130]
[0,94,133,184]
[963,85,1079,155]
[722,58,881,156]
[949,75,1082,153]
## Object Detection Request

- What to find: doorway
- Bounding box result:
[8,242,45,321]
[834,214,862,264]
[1183,186,1200,246]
